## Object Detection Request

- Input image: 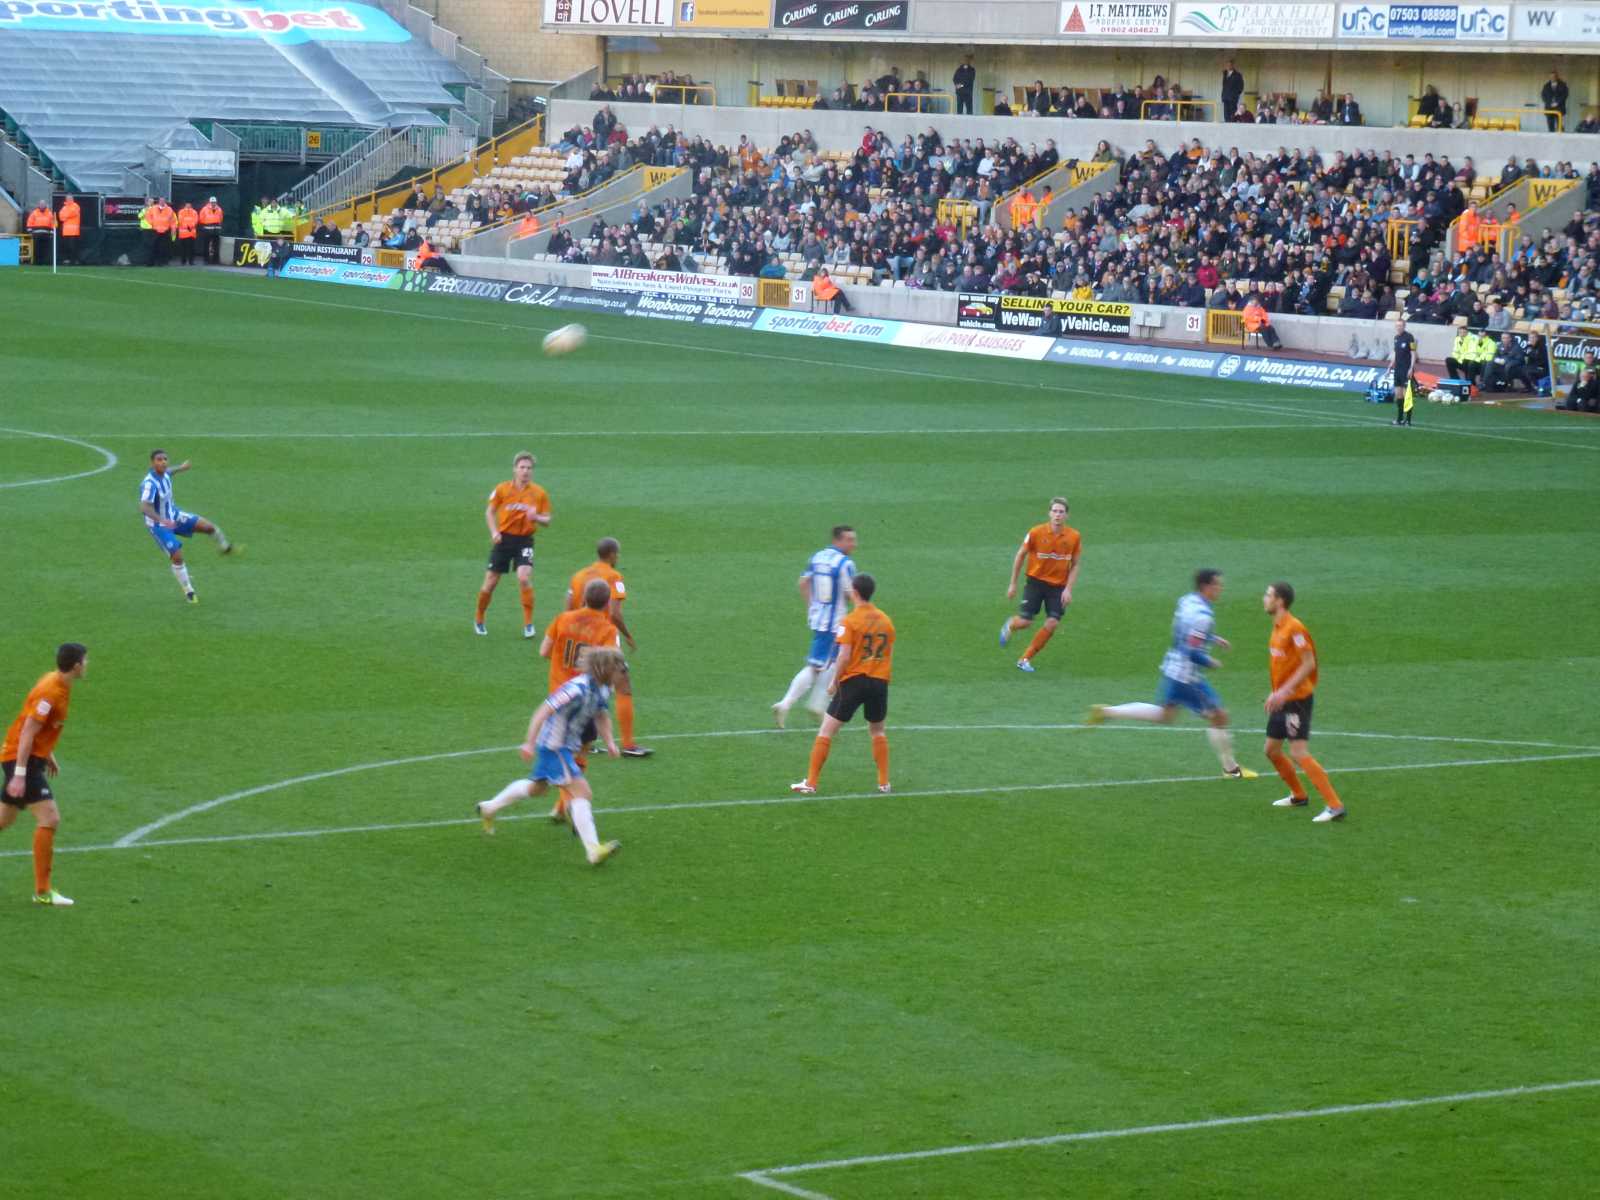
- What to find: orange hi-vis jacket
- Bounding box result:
[177,206,199,238]
[25,205,55,230]
[199,202,223,230]
[149,203,176,234]
[812,273,840,301]
[58,198,80,237]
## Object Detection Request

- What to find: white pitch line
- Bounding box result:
[0,422,1316,439]
[55,272,1598,455]
[108,722,1600,848]
[0,428,119,490]
[9,745,1600,862]
[739,1077,1600,1196]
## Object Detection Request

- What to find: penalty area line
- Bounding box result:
[6,746,1600,861]
[737,1077,1600,1197]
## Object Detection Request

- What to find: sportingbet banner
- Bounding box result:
[771,0,910,32]
[280,258,401,287]
[1058,1,1171,35]
[1174,2,1335,38]
[591,264,755,304]
[957,293,1132,338]
[1337,3,1509,40]
[0,1,410,42]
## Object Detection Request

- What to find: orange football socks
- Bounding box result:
[617,693,636,746]
[519,584,534,624]
[1022,624,1055,661]
[33,826,54,895]
[475,590,492,622]
[1298,755,1343,810]
[1266,749,1306,799]
[806,734,832,788]
[871,733,890,787]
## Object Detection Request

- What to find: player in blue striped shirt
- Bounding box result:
[475,646,625,865]
[1087,568,1258,779]
[772,525,857,728]
[138,449,235,603]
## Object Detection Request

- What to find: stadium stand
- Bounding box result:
[0,21,468,192]
[466,115,1597,330]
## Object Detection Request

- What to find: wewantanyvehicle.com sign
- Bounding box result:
[1175,1,1335,37]
[0,1,410,42]
[1058,1,1171,35]
[771,0,910,31]
[1514,2,1600,41]
[958,293,1132,337]
[591,264,754,303]
[1337,3,1508,39]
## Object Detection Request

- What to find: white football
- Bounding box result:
[542,323,587,356]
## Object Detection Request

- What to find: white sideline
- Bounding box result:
[54,271,1600,455]
[738,1078,1600,1197]
[107,721,1600,848]
[0,428,118,489]
[5,744,1598,861]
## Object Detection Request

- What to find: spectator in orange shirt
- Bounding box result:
[2,642,89,907]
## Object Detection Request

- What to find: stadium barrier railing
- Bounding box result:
[884,91,953,114]
[1207,309,1246,346]
[654,84,716,106]
[935,197,978,239]
[1385,216,1416,262]
[1139,99,1216,122]
[1470,107,1563,132]
[300,116,544,241]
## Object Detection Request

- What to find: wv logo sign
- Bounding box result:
[1524,7,1557,25]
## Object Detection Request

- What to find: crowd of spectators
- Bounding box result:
[535,116,1600,331]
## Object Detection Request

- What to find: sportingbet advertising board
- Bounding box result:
[0,1,411,42]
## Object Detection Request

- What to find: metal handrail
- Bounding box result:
[1139,98,1215,122]
[654,84,716,105]
[884,91,952,113]
[1472,107,1563,132]
[305,115,544,235]
[281,126,394,207]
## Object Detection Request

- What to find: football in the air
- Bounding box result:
[542,323,587,356]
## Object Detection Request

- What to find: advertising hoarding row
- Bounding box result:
[542,0,906,30]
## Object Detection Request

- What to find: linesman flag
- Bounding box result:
[1403,379,1416,414]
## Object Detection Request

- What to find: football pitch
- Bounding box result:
[3,267,1598,1198]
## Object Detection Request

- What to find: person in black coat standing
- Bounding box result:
[1221,60,1244,122]
[1541,70,1568,131]
[953,56,976,116]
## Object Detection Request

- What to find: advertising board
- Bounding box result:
[958,294,1132,338]
[676,0,768,25]
[1337,3,1508,39]
[0,1,410,42]
[1174,2,1335,37]
[591,264,755,303]
[542,0,674,28]
[771,0,910,31]
[1058,1,1171,35]
[1514,3,1600,41]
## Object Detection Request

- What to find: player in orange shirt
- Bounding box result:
[1002,497,1082,673]
[1,643,89,907]
[564,537,649,756]
[475,451,551,638]
[1262,582,1345,823]
[541,577,620,821]
[791,574,894,795]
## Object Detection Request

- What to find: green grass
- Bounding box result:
[2,267,1598,1198]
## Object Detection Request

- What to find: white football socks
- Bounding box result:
[1206,726,1239,772]
[569,796,600,854]
[481,779,531,817]
[778,665,818,710]
[1102,702,1165,722]
[171,562,193,593]
[807,660,838,712]
[213,526,230,551]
